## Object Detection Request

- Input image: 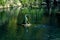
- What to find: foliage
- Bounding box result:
[21,0,43,7]
[0,0,21,7]
[0,0,43,7]
[0,0,6,6]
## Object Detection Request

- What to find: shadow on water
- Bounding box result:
[0,5,60,40]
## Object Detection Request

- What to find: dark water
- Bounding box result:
[0,6,60,40]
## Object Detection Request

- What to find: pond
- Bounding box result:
[0,5,60,40]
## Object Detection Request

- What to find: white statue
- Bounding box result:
[22,14,31,27]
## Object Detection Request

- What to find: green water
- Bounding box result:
[0,6,60,40]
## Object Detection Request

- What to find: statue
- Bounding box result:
[22,14,31,27]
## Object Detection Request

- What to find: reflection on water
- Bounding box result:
[0,6,60,40]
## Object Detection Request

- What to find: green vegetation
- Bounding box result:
[0,0,6,6]
[0,0,43,8]
[21,0,43,7]
[0,0,21,8]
